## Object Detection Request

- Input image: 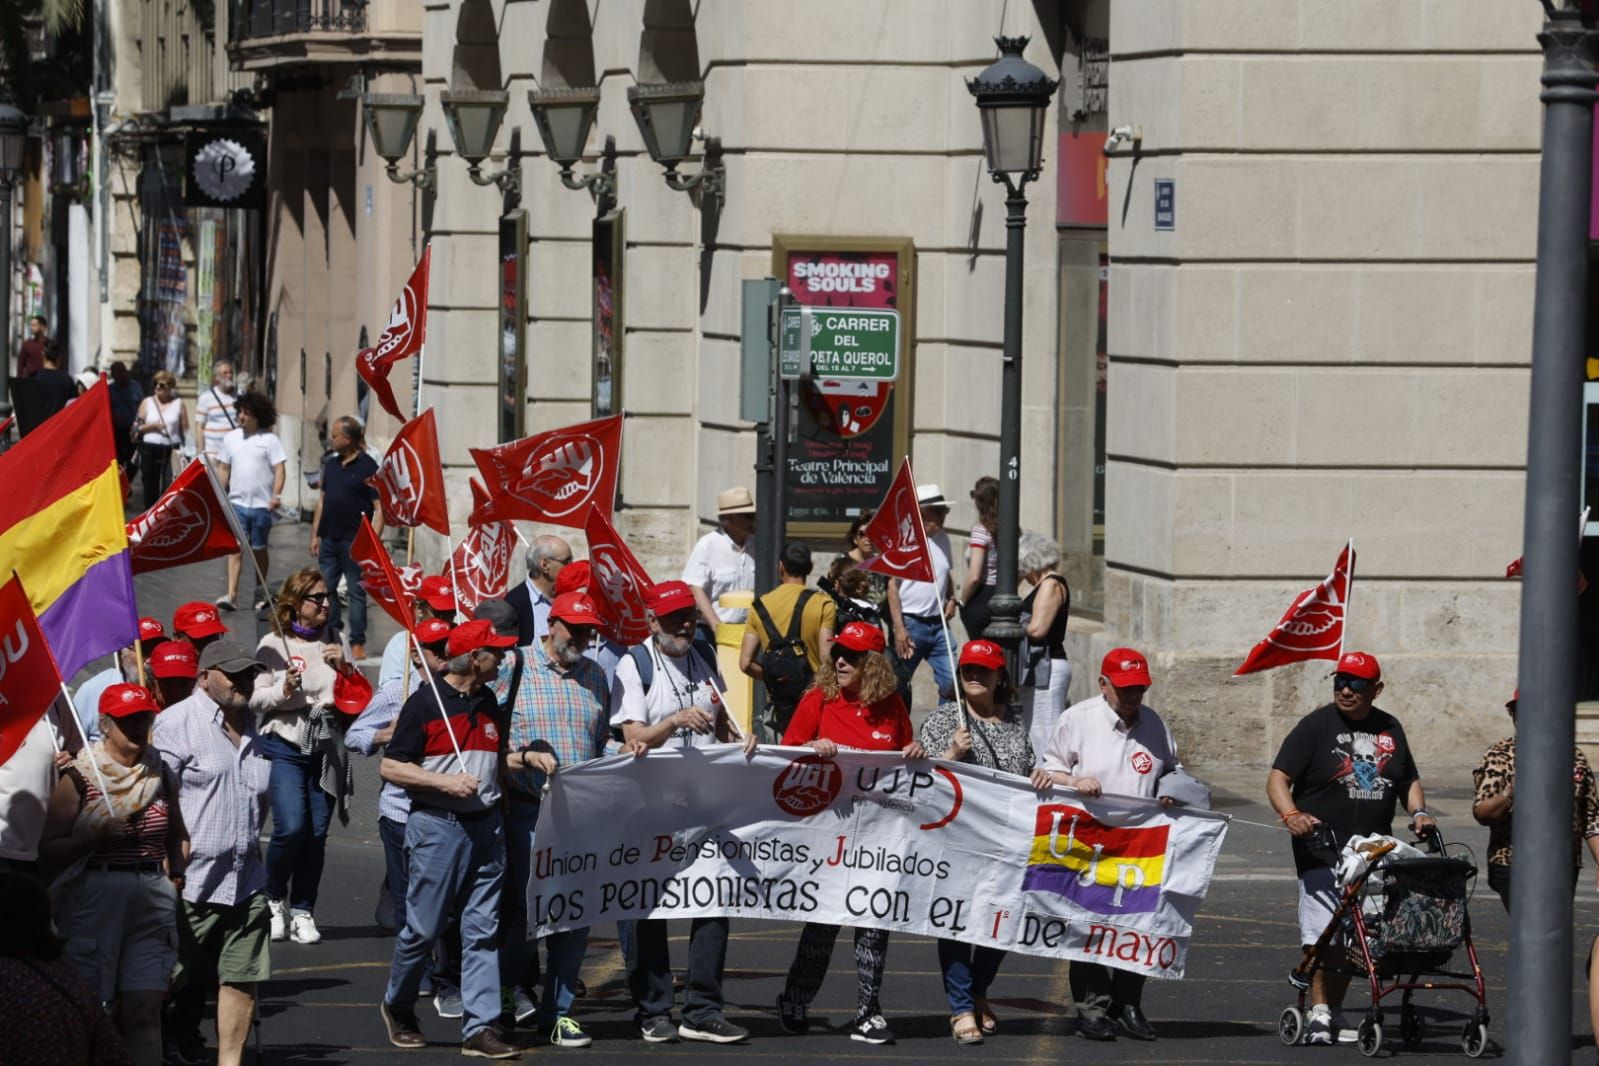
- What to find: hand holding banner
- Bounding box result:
[127,459,242,574]
[470,414,623,529]
[583,505,654,645]
[369,408,450,536]
[0,574,64,767]
[353,517,415,631]
[856,457,934,583]
[356,246,431,421]
[1234,541,1355,676]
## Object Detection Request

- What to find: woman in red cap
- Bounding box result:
[40,683,187,1065]
[919,639,1053,1043]
[775,621,925,1046]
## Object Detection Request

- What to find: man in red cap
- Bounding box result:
[1267,650,1434,1046]
[378,575,458,689]
[172,601,230,655]
[379,618,518,1059]
[72,616,172,742]
[149,640,200,708]
[1038,646,1183,1043]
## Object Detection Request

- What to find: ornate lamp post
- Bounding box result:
[361,92,433,189]
[965,37,1056,659]
[440,89,519,195]
[627,80,724,201]
[0,100,28,423]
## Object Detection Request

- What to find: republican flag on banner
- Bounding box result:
[583,504,654,645]
[856,457,935,583]
[368,408,450,535]
[0,573,64,766]
[356,245,431,421]
[126,459,243,574]
[1234,540,1356,676]
[353,516,416,631]
[449,480,513,615]
[470,414,623,529]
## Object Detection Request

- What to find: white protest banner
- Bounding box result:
[531,746,1228,979]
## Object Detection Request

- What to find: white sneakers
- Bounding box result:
[268,899,323,944]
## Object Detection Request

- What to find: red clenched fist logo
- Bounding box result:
[1130,751,1154,775]
[1265,587,1343,655]
[130,489,213,562]
[773,755,843,816]
[510,437,601,519]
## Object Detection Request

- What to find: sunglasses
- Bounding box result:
[1332,674,1374,693]
[303,592,330,604]
[834,647,867,665]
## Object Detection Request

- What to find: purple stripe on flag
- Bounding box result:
[40,552,137,679]
[1022,863,1162,915]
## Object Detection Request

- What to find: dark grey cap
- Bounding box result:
[197,639,266,675]
[473,598,519,638]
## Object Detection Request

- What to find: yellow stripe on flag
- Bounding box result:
[1027,839,1167,887]
[0,463,127,616]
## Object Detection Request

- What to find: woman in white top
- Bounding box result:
[133,370,187,508]
[250,567,352,946]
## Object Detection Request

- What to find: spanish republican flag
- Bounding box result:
[0,381,137,677]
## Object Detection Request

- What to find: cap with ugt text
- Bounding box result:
[415,618,453,646]
[149,640,198,679]
[100,683,160,717]
[959,640,1006,671]
[549,592,603,628]
[645,580,697,617]
[445,618,518,659]
[1101,647,1152,688]
[418,575,456,612]
[173,602,228,639]
[138,617,166,643]
[834,621,887,654]
[1335,651,1381,681]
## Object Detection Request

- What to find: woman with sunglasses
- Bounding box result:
[775,621,925,1046]
[133,370,187,508]
[250,567,355,947]
[918,640,1053,1044]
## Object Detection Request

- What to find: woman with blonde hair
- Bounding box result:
[1018,531,1072,758]
[251,566,354,947]
[776,622,926,1046]
[133,370,187,508]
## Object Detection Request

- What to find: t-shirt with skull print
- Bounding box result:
[1272,703,1420,874]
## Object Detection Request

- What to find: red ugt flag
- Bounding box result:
[126,458,243,575]
[357,246,431,422]
[353,517,416,631]
[856,457,934,583]
[449,480,513,616]
[368,408,450,536]
[0,574,64,767]
[1234,541,1356,676]
[469,414,622,530]
[583,505,654,645]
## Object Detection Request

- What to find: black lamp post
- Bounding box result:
[966,37,1056,660]
[0,100,28,424]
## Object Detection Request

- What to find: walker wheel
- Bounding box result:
[1400,1004,1423,1048]
[1461,1021,1488,1058]
[1357,1018,1383,1058]
[1278,1005,1304,1046]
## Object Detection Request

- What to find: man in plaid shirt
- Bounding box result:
[496,591,641,1048]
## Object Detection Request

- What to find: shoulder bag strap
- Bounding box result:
[751,596,782,648]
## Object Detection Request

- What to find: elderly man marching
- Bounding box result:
[1038,647,1183,1043]
[683,486,757,635]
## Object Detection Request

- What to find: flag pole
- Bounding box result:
[202,455,293,661]
[1338,537,1355,663]
[410,629,465,771]
[57,682,118,818]
[933,579,968,726]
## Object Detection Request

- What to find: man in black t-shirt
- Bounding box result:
[311,415,381,659]
[1266,651,1436,1046]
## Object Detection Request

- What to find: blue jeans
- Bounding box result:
[501,800,589,1023]
[628,917,729,1026]
[387,808,504,1040]
[892,614,956,704]
[936,938,1007,1015]
[261,733,334,911]
[317,535,368,645]
[233,504,274,550]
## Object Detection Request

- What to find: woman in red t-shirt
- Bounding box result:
[776,622,925,1045]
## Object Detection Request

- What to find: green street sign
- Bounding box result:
[780,307,900,381]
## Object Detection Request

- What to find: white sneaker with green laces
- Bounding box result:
[551,1017,592,1048]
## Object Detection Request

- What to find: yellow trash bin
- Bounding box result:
[715,590,755,737]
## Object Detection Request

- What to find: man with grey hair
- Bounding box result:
[506,533,573,645]
[311,415,381,659]
[193,359,238,459]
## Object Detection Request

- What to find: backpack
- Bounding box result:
[627,637,719,692]
[753,588,816,723]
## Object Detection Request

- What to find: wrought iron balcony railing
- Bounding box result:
[230,0,367,44]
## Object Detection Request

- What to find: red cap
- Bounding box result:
[138,617,166,642]
[645,580,697,616]
[959,639,1007,671]
[333,669,374,715]
[1335,651,1381,681]
[555,560,591,596]
[415,618,452,646]
[549,591,603,628]
[834,621,886,654]
[173,601,228,639]
[1507,688,1519,707]
[1101,647,1152,687]
[149,640,199,679]
[446,618,518,658]
[100,683,160,717]
[419,575,456,612]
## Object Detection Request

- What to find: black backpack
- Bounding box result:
[753,588,816,722]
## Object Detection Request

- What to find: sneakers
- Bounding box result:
[380,1001,426,1049]
[502,987,536,1025]
[1330,1011,1359,1045]
[289,909,322,944]
[679,1016,748,1044]
[550,1017,592,1048]
[775,994,809,1035]
[850,1014,895,1045]
[214,595,237,612]
[434,988,465,1020]
[639,1016,678,1044]
[268,899,289,942]
[461,1028,519,1059]
[1305,1005,1334,1046]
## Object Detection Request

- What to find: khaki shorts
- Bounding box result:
[58,867,180,1002]
[178,891,272,987]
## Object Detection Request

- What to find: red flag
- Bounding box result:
[352,517,415,631]
[0,414,13,438]
[126,459,243,574]
[1234,542,1356,676]
[450,482,513,616]
[469,414,622,529]
[583,505,654,645]
[357,246,431,421]
[368,408,450,535]
[856,458,934,583]
[0,573,64,766]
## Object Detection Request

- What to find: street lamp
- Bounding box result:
[0,99,27,424]
[440,89,520,195]
[965,36,1056,657]
[527,85,615,204]
[627,80,724,200]
[50,123,86,197]
[362,92,434,190]
[1509,3,1599,1062]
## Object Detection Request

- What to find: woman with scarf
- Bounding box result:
[775,621,926,1046]
[251,566,355,947]
[40,683,187,1066]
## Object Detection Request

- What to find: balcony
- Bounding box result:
[228,0,421,74]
